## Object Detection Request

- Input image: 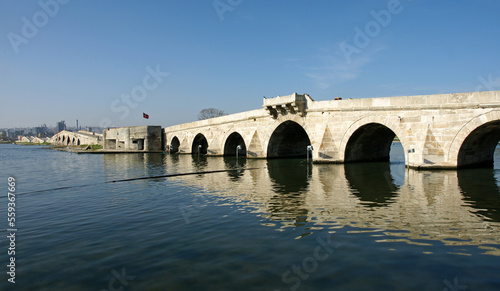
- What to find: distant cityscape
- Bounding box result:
[0,120,105,142]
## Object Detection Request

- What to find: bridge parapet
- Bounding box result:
[263,93,312,118]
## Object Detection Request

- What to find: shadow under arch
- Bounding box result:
[345,123,397,163]
[224,132,247,157]
[458,168,500,222]
[457,120,500,168]
[191,133,208,155]
[344,162,401,207]
[170,136,180,153]
[267,121,311,159]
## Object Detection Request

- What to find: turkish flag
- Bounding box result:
[143,113,149,119]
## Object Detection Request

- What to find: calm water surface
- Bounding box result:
[1,143,500,290]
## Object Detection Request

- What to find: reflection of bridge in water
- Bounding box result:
[102,152,500,256]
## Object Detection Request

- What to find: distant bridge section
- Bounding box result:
[163,91,500,169]
[51,130,102,146]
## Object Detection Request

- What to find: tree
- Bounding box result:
[198,108,226,120]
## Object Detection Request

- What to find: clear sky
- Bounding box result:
[1,0,500,128]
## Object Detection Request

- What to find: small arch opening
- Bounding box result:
[224,132,247,157]
[267,121,311,159]
[191,133,208,155]
[345,123,397,163]
[458,120,500,169]
[170,136,180,153]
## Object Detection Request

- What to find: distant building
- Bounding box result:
[103,126,162,151]
[35,124,49,137]
[56,121,66,133]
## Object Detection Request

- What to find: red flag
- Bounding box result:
[143,113,149,119]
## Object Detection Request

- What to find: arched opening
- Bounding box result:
[170,136,180,153]
[62,136,65,143]
[457,120,500,168]
[77,139,80,146]
[344,123,396,163]
[191,133,208,155]
[224,132,247,157]
[66,137,70,145]
[72,137,75,145]
[267,121,311,158]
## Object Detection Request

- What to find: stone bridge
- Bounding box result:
[51,130,102,146]
[163,91,500,169]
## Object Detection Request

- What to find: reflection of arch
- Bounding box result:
[344,163,400,207]
[340,116,406,163]
[267,121,311,158]
[170,136,180,153]
[448,111,500,168]
[191,133,208,155]
[223,132,246,156]
[458,169,500,222]
[267,159,309,194]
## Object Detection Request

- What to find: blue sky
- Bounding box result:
[1,0,500,128]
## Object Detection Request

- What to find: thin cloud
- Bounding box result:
[307,56,370,89]
[307,44,386,89]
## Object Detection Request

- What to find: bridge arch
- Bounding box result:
[267,120,312,158]
[192,133,208,155]
[340,116,407,163]
[170,136,180,153]
[448,110,500,168]
[223,132,247,156]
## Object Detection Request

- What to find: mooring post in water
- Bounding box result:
[307,145,313,163]
[236,145,242,159]
[198,144,202,156]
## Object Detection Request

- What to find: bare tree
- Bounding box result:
[198,108,226,120]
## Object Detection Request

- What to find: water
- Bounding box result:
[1,143,500,290]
